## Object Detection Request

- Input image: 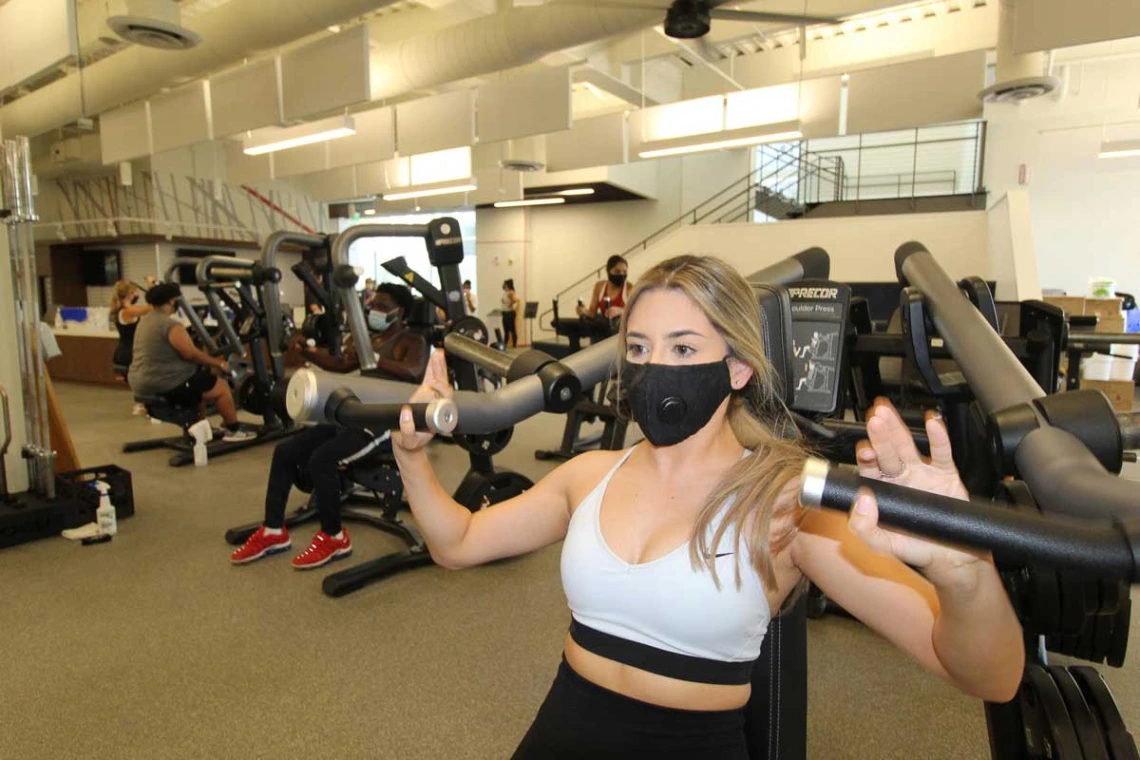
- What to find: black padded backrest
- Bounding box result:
[753,284,795,408]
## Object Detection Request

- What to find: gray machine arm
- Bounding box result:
[748,246,831,284]
[895,241,1139,521]
[330,223,439,373]
[164,258,220,355]
[195,256,257,359]
[287,338,613,433]
[260,231,329,377]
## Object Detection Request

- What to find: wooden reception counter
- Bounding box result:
[47,332,125,388]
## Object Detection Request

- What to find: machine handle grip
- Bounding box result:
[799,458,1138,582]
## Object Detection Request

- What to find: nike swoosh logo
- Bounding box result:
[715,552,734,558]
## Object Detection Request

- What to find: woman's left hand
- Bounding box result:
[848,399,984,586]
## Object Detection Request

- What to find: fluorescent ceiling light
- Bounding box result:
[494,198,567,208]
[383,180,477,201]
[556,188,595,196]
[1098,139,1140,159]
[244,115,355,156]
[638,121,802,159]
[363,209,376,215]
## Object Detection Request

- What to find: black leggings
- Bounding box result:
[512,658,747,759]
[263,425,388,535]
[502,311,518,347]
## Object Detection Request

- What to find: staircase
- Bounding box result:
[540,143,841,328]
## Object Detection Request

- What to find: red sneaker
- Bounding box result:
[291,530,352,570]
[230,526,291,565]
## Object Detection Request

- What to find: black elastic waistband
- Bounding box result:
[568,619,755,686]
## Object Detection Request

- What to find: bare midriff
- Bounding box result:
[563,635,751,711]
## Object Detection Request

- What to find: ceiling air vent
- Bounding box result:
[978,75,1059,104]
[498,159,545,172]
[107,0,201,50]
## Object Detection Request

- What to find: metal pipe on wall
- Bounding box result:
[1,137,53,496]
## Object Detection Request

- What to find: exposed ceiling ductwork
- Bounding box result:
[0,0,402,138]
[369,0,660,100]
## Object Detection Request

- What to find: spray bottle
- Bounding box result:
[94,481,117,536]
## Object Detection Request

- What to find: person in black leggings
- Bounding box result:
[501,278,520,348]
[229,283,428,570]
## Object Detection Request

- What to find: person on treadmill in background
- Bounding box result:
[231,282,429,570]
[577,254,630,321]
[110,275,158,415]
[128,283,255,442]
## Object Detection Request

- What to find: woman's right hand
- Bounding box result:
[216,359,230,373]
[394,350,453,454]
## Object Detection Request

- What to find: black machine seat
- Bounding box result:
[752,283,796,409]
[133,394,202,430]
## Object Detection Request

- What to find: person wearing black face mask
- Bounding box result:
[392,254,1024,758]
[576,254,630,322]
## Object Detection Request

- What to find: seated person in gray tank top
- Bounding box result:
[128,283,254,443]
[230,282,429,571]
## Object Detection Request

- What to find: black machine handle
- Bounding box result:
[324,393,458,436]
[799,459,1140,583]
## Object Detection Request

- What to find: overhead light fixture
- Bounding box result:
[1098,139,1140,159]
[243,115,356,156]
[582,82,606,101]
[383,179,477,201]
[494,198,566,208]
[638,121,802,159]
[556,188,595,196]
[363,209,376,216]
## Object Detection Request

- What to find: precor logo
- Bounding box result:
[789,287,839,299]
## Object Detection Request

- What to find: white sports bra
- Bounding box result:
[561,447,771,685]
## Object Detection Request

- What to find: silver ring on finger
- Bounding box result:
[878,460,906,479]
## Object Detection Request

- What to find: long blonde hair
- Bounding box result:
[616,255,808,596]
[109,279,135,319]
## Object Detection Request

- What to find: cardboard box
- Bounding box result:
[1044,296,1086,316]
[1096,313,1127,334]
[1085,297,1124,319]
[1081,379,1135,412]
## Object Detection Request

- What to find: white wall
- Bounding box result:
[646,210,991,285]
[984,55,1140,298]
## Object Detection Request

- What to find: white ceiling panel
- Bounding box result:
[846,51,984,135]
[470,165,523,206]
[223,140,273,186]
[1015,0,1140,54]
[100,101,152,165]
[0,0,75,95]
[150,83,211,154]
[545,112,627,172]
[271,142,329,178]
[329,105,395,169]
[300,166,358,202]
[477,66,572,143]
[395,90,474,156]
[281,25,370,121]
[210,59,281,138]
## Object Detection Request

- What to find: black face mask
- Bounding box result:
[622,359,734,447]
[609,273,627,288]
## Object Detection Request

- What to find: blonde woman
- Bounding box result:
[110,277,156,415]
[393,255,1024,757]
